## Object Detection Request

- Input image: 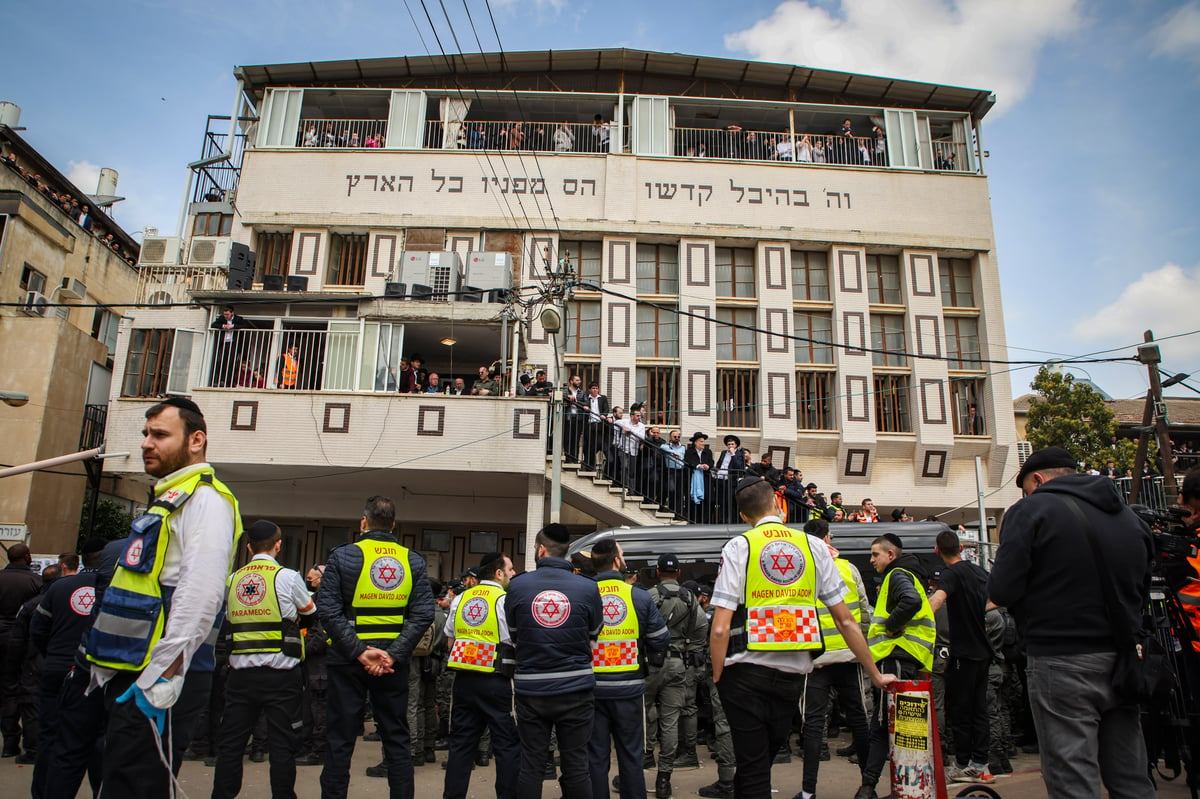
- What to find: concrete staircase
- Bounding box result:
[546,456,687,528]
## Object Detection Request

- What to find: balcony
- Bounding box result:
[136,264,228,304]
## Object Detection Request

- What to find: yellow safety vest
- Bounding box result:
[88,465,241,671]
[817,558,863,652]
[227,559,303,661]
[593,578,641,672]
[741,522,821,651]
[448,584,504,673]
[351,539,414,641]
[867,567,936,670]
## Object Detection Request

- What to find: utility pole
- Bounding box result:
[1131,331,1179,506]
[536,249,574,524]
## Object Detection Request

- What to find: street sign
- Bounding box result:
[0,523,29,541]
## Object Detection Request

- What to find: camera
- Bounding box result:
[1131,504,1195,562]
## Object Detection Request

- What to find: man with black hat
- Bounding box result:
[709,477,893,799]
[213,520,315,798]
[442,551,520,799]
[712,435,747,524]
[504,523,603,797]
[683,433,714,524]
[988,447,1155,799]
[645,554,708,798]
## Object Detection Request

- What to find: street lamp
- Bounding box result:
[0,390,29,407]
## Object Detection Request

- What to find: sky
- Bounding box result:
[5,0,1200,403]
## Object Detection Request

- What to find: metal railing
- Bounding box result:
[298,119,390,148]
[79,404,108,451]
[192,115,252,204]
[136,265,229,304]
[1114,475,1184,511]
[206,327,371,391]
[672,127,889,165]
[424,120,611,153]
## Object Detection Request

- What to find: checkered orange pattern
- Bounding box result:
[449,639,497,668]
[591,639,639,668]
[748,606,820,644]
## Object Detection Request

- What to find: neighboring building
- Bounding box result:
[103,49,1021,576]
[0,110,141,558]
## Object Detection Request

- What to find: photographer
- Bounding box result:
[1174,468,1200,654]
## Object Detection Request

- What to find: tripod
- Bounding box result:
[1145,577,1200,799]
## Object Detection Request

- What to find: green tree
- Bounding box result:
[1025,366,1117,468]
[78,495,135,546]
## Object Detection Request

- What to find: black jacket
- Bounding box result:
[317,532,435,667]
[877,556,927,667]
[0,563,41,639]
[988,473,1153,657]
[30,568,99,674]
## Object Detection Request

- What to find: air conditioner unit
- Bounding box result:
[59,277,88,301]
[1016,441,1032,466]
[22,291,49,317]
[138,236,182,266]
[188,237,232,266]
[463,252,514,301]
[399,251,463,301]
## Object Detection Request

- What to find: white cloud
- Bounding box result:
[65,159,101,194]
[724,0,1083,113]
[1153,2,1200,65]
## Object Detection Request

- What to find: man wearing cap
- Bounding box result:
[318,495,435,799]
[213,520,315,798]
[442,552,520,799]
[589,539,669,799]
[713,435,747,524]
[505,523,603,798]
[645,554,708,798]
[988,447,1155,799]
[683,433,714,524]
[709,477,894,798]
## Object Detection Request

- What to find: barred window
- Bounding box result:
[715,247,756,298]
[122,329,174,398]
[256,231,293,279]
[951,377,987,435]
[636,244,679,295]
[939,257,975,307]
[874,374,911,433]
[636,366,680,427]
[565,301,601,355]
[945,316,981,369]
[718,368,758,428]
[796,371,834,430]
[716,308,757,361]
[636,304,679,358]
[866,254,902,304]
[791,250,830,301]
[870,314,907,367]
[794,311,834,365]
[559,240,602,285]
[327,232,368,286]
[566,362,601,393]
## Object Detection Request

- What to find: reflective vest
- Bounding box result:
[736,521,821,652]
[281,353,298,388]
[1178,565,1200,653]
[817,558,863,652]
[867,567,936,670]
[227,558,303,661]
[88,465,241,671]
[351,540,414,640]
[593,578,641,672]
[448,584,504,673]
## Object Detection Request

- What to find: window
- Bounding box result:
[939,257,975,307]
[565,362,601,394]
[945,317,981,369]
[256,231,293,279]
[715,247,755,298]
[874,374,911,433]
[327,232,368,286]
[559,240,602,285]
[866,255,902,304]
[92,309,120,360]
[636,366,680,427]
[20,264,47,294]
[565,301,601,355]
[791,250,830,301]
[636,305,679,358]
[716,308,757,362]
[636,244,678,295]
[796,371,835,430]
[794,311,834,365]
[121,329,174,397]
[870,314,907,367]
[192,213,233,237]
[950,377,987,435]
[718,368,758,428]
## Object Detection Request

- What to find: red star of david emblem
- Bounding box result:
[770,552,795,574]
[466,603,485,621]
[77,593,95,610]
[541,600,562,618]
[603,599,622,621]
[376,564,397,581]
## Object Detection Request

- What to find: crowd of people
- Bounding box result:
[0,149,137,267]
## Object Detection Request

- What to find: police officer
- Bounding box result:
[645,554,706,798]
[694,583,736,799]
[28,537,105,797]
[442,551,520,799]
[505,523,603,799]
[857,533,936,799]
[0,542,42,757]
[709,477,892,798]
[84,397,242,797]
[590,539,669,799]
[794,519,874,799]
[318,495,434,799]
[213,520,316,798]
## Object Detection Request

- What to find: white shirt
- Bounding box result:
[230,554,316,671]
[443,580,512,644]
[615,418,646,456]
[711,516,847,675]
[93,462,236,691]
[588,395,603,421]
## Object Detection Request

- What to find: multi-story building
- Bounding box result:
[102,49,1020,576]
[0,107,141,557]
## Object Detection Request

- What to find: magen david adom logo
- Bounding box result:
[370,556,405,591]
[532,590,571,628]
[759,540,806,586]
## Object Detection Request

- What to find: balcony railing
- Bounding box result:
[298,119,390,148]
[423,120,611,153]
[1114,475,1184,511]
[79,404,108,450]
[136,265,229,304]
[207,327,375,391]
